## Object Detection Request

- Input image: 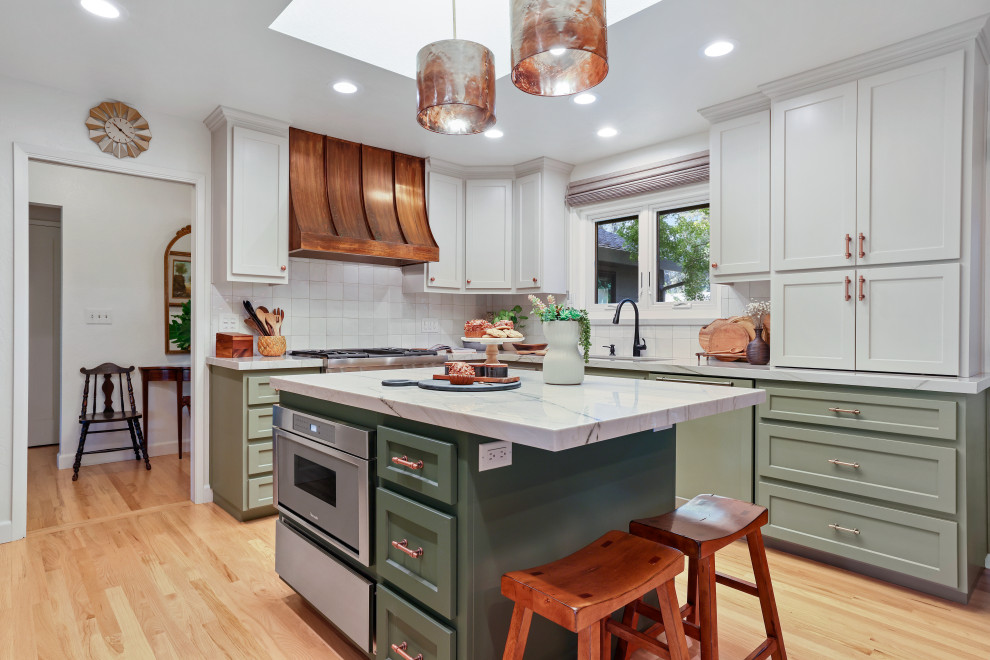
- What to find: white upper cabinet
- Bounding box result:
[772,270,857,370]
[464,179,513,290]
[709,110,770,279]
[771,83,858,272]
[514,172,542,289]
[206,106,290,284]
[856,52,964,266]
[426,172,464,290]
[855,264,960,375]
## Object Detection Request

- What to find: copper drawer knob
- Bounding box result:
[430,276,436,282]
[391,455,424,470]
[391,642,423,660]
[710,262,718,269]
[391,539,424,559]
[280,265,287,271]
[466,279,472,284]
[532,277,538,283]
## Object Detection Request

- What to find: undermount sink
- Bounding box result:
[589,355,673,362]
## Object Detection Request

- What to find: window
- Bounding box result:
[656,205,710,303]
[595,217,639,303]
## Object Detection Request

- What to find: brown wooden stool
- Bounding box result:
[620,495,787,660]
[501,530,692,660]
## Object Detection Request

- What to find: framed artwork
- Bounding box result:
[167,251,191,305]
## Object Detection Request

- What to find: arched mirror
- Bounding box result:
[164,225,192,354]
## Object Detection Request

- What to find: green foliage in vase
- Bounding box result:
[169,300,191,352]
[527,295,591,363]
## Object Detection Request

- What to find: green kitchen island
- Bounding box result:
[270,367,765,660]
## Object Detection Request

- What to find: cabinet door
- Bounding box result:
[231,126,288,280]
[857,51,964,266]
[513,172,542,289]
[426,172,464,290]
[772,83,858,271]
[710,111,769,279]
[855,263,959,375]
[465,179,512,289]
[772,270,856,370]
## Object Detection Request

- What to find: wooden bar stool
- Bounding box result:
[501,530,691,660]
[621,495,787,660]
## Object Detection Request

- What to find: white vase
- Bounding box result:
[542,320,584,385]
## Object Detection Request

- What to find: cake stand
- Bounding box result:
[462,336,525,366]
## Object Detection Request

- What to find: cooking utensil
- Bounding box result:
[243,300,269,336]
[244,318,265,335]
[271,308,284,337]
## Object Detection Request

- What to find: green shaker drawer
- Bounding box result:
[377,585,455,660]
[378,427,457,505]
[246,375,280,405]
[759,384,957,440]
[376,488,456,618]
[758,482,959,587]
[247,475,273,509]
[247,441,273,476]
[247,406,274,439]
[758,423,956,513]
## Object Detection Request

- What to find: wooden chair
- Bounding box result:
[501,530,691,660]
[74,363,152,481]
[621,494,787,660]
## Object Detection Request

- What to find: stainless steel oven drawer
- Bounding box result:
[275,520,374,653]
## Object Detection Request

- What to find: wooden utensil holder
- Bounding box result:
[257,335,286,357]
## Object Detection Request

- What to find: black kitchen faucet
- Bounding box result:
[612,299,647,357]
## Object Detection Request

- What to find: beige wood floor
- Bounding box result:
[7,449,989,659]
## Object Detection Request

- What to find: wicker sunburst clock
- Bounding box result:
[85,101,152,159]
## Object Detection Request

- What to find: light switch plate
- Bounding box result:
[219,314,240,331]
[479,441,512,471]
[85,309,112,324]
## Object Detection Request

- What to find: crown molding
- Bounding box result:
[203,105,289,135]
[759,14,990,101]
[698,93,770,124]
[566,151,709,207]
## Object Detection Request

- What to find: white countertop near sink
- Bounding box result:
[270,367,765,452]
[206,355,324,371]
[499,354,990,394]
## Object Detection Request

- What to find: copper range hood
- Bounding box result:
[289,127,440,266]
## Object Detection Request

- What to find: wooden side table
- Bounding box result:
[139,365,191,458]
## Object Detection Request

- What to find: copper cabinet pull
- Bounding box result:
[711,262,718,269]
[828,523,861,535]
[858,232,866,258]
[844,276,851,301]
[280,265,287,271]
[466,279,472,284]
[844,233,852,259]
[430,276,435,282]
[532,277,538,283]
[857,275,865,301]
[828,407,861,415]
[391,539,424,559]
[656,377,734,387]
[391,642,424,660]
[828,458,861,468]
[391,455,424,470]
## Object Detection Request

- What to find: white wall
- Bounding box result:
[29,162,195,467]
[569,132,709,181]
[0,74,211,536]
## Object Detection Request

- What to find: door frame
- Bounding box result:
[10,142,212,542]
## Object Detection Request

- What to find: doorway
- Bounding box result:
[28,204,61,449]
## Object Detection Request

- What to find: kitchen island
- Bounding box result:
[270,368,765,660]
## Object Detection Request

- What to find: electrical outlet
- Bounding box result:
[219,314,240,331]
[85,309,112,325]
[478,441,512,471]
[422,318,440,333]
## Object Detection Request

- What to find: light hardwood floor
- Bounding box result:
[8,449,989,659]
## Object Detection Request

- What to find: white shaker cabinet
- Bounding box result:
[206,106,290,284]
[425,172,464,290]
[856,51,964,266]
[855,264,960,375]
[709,110,770,280]
[513,172,542,290]
[464,179,513,290]
[771,270,857,370]
[771,83,858,271]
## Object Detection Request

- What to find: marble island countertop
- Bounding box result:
[270,367,765,452]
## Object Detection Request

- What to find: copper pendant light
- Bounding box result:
[416,1,496,135]
[510,0,608,97]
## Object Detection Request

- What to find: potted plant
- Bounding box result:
[744,300,771,365]
[528,295,590,385]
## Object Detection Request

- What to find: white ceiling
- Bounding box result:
[2,0,989,167]
[269,0,663,79]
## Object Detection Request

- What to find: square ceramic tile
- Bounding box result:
[292,298,309,317]
[309,281,327,299]
[290,279,310,298]
[309,299,327,318]
[309,261,327,281]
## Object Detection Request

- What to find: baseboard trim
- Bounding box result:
[0,521,12,544]
[56,439,190,470]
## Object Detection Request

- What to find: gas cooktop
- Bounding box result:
[290,348,439,359]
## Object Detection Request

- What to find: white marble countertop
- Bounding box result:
[206,355,324,371]
[498,354,990,394]
[270,367,766,452]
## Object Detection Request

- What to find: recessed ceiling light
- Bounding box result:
[549,47,566,56]
[484,129,504,139]
[81,0,120,18]
[704,41,734,57]
[332,81,358,94]
[573,93,597,105]
[597,127,618,138]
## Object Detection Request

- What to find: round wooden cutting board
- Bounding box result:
[707,323,751,361]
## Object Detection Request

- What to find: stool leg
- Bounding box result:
[614,600,640,660]
[686,555,700,626]
[502,604,533,660]
[657,580,691,660]
[697,555,719,660]
[748,530,787,660]
[577,620,603,660]
[600,618,611,659]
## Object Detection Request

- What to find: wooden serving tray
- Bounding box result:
[433,374,520,384]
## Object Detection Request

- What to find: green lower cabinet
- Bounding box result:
[376,488,457,619]
[377,585,455,660]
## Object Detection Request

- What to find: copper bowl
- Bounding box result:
[448,375,475,386]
